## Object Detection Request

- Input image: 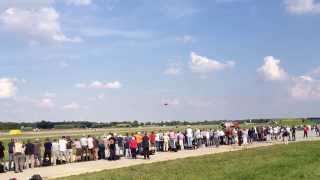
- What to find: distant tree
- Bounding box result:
[36,120,54,129]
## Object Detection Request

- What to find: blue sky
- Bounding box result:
[0,0,320,122]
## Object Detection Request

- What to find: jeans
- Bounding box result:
[143,147,150,159]
[187,136,193,148]
[124,148,131,158]
[155,141,160,151]
[9,153,14,170]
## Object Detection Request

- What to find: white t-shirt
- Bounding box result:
[52,142,60,152]
[186,128,193,137]
[88,137,94,149]
[155,134,160,141]
[74,141,81,149]
[80,137,88,146]
[58,139,67,152]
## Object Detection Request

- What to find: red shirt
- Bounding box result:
[129,139,138,149]
[149,134,156,143]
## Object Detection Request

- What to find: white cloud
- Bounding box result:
[258,56,288,81]
[164,62,183,76]
[0,78,17,98]
[164,67,183,76]
[76,80,122,89]
[65,0,92,6]
[44,92,57,98]
[34,98,55,108]
[284,0,320,14]
[97,94,105,100]
[176,35,193,43]
[0,7,82,43]
[162,98,180,106]
[63,102,80,111]
[291,75,320,100]
[90,80,121,89]
[189,52,235,73]
[59,61,69,68]
[75,83,86,88]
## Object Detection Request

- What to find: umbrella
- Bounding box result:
[9,129,22,136]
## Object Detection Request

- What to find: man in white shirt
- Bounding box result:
[13,138,25,173]
[186,126,193,148]
[51,139,60,165]
[58,136,67,162]
[80,135,88,161]
[87,135,94,160]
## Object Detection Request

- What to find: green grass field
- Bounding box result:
[58,141,320,180]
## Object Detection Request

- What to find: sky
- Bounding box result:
[0,0,320,122]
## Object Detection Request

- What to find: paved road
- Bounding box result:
[1,131,319,180]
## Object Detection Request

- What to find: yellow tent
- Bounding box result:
[9,129,22,136]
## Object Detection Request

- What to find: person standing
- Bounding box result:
[58,136,67,163]
[169,130,176,151]
[80,135,88,161]
[163,132,169,152]
[51,139,60,165]
[149,131,156,154]
[0,141,5,167]
[124,133,131,158]
[242,129,248,145]
[178,132,185,150]
[34,139,41,167]
[8,138,15,171]
[142,133,150,159]
[87,135,94,160]
[283,130,289,145]
[108,134,116,160]
[291,126,296,141]
[186,126,193,148]
[24,139,35,169]
[43,138,52,166]
[129,137,138,159]
[98,137,105,160]
[13,138,25,173]
[237,129,243,146]
[304,125,308,139]
[74,139,82,162]
[213,130,220,148]
[66,136,73,163]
